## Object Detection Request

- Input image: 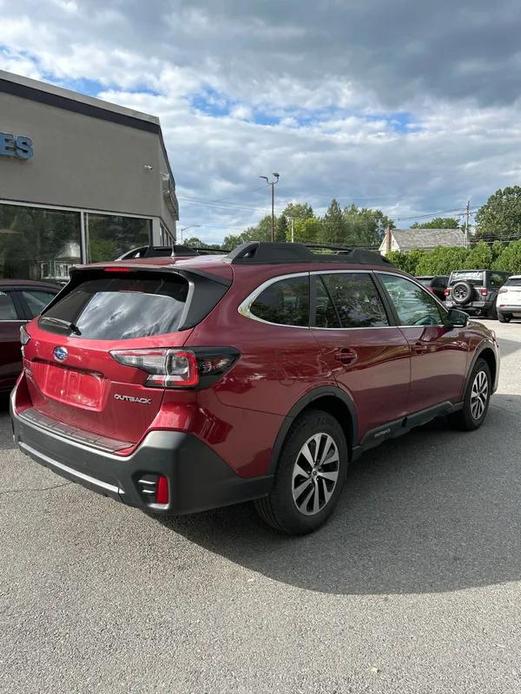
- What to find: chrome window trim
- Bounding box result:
[238,268,453,332]
[238,272,312,329]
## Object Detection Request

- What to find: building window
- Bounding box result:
[86,213,152,262]
[0,203,81,281]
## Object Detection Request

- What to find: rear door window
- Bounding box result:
[249,276,310,326]
[39,274,189,339]
[320,273,389,328]
[0,291,17,320]
[505,278,521,287]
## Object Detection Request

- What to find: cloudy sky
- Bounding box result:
[1,0,521,243]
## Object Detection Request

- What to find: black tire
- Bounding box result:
[254,410,348,535]
[488,300,498,319]
[449,358,492,431]
[498,312,511,323]
[452,281,473,306]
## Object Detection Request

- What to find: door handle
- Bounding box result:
[335,348,358,365]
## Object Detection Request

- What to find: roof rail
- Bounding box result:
[116,244,227,260]
[226,241,391,265]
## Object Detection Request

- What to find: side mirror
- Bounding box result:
[447,308,468,327]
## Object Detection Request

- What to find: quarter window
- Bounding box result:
[379,274,445,326]
[249,276,310,327]
[319,273,389,328]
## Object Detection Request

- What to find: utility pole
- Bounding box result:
[465,200,470,247]
[179,224,200,243]
[289,217,295,243]
[259,173,280,241]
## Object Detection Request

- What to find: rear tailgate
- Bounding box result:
[21,265,231,445]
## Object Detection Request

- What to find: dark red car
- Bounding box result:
[10,243,499,534]
[0,280,60,394]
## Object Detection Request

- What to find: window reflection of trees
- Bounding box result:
[251,277,310,326]
[380,275,443,326]
[322,274,388,328]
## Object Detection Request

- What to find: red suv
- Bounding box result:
[10,243,499,534]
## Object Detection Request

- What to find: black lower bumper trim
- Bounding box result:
[11,403,273,515]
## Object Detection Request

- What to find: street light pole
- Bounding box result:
[259,173,280,241]
[178,224,201,243]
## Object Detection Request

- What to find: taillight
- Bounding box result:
[480,288,488,297]
[498,287,507,294]
[110,347,238,388]
[444,288,450,297]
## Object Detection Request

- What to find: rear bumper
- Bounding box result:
[10,394,273,515]
[497,305,521,314]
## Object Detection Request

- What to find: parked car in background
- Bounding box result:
[11,243,500,534]
[445,269,510,318]
[415,275,449,301]
[497,275,521,322]
[0,280,60,393]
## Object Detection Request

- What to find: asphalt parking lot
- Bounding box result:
[1,321,521,694]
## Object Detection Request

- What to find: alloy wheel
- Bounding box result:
[470,369,489,420]
[291,433,340,516]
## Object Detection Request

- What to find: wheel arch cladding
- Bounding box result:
[477,347,497,386]
[269,387,356,474]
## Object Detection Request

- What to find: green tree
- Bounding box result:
[387,249,426,275]
[462,241,492,269]
[410,217,460,229]
[415,247,469,275]
[475,186,521,241]
[493,240,521,273]
[318,199,346,243]
[293,217,321,243]
[184,236,203,247]
[343,204,394,247]
[276,215,288,242]
[281,202,314,221]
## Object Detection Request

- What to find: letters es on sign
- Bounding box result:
[0,132,33,160]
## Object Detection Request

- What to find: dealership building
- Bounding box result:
[0,70,178,281]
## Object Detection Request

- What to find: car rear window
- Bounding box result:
[505,278,521,287]
[450,271,485,285]
[39,274,189,339]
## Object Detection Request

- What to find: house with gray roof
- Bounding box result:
[379,228,467,256]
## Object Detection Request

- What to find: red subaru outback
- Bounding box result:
[10,242,499,535]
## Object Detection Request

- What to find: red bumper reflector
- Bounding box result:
[156,475,169,504]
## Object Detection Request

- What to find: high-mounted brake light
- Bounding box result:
[104,267,131,273]
[110,348,239,388]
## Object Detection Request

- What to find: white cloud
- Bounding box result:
[1,0,521,243]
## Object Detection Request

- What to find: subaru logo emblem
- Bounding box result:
[53,346,68,362]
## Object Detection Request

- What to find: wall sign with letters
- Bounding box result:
[0,132,33,160]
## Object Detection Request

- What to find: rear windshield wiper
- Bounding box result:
[40,316,82,335]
